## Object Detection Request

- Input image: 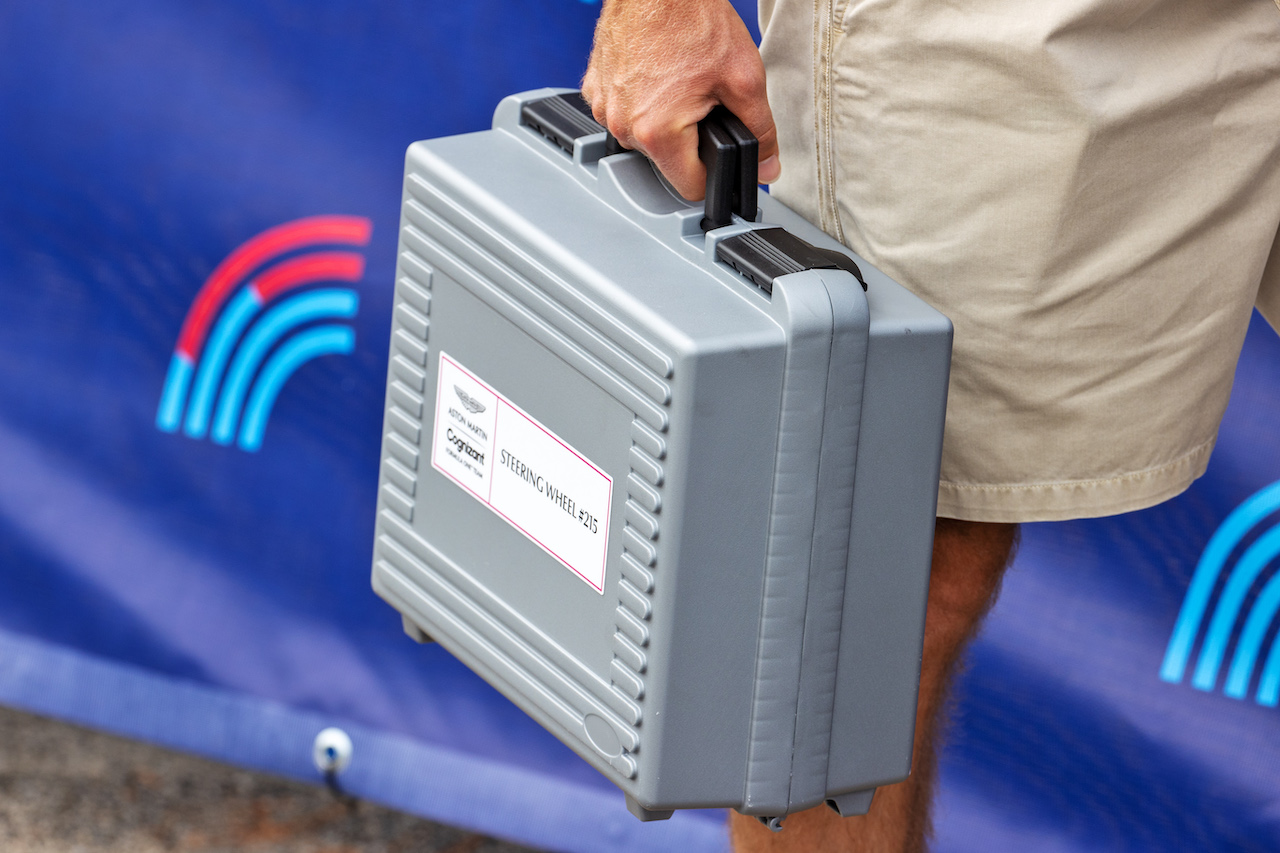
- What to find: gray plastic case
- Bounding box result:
[371,89,952,824]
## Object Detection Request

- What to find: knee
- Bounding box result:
[926,517,1018,627]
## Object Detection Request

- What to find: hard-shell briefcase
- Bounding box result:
[370,89,952,825]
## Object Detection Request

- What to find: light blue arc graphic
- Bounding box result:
[1161,480,1280,684]
[156,355,194,432]
[1192,524,1280,691]
[183,288,263,438]
[1224,538,1280,699]
[211,289,359,446]
[237,325,356,452]
[1255,624,1280,706]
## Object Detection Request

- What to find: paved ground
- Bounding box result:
[0,705,540,853]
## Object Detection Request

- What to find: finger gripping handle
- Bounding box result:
[598,101,758,230]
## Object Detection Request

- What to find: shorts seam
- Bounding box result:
[939,436,1216,495]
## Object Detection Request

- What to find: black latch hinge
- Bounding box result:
[716,228,867,296]
[521,93,609,155]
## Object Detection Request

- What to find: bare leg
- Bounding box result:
[730,517,1018,853]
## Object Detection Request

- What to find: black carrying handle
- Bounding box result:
[698,106,758,230]
[602,105,759,231]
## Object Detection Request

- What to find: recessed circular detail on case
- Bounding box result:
[584,713,623,758]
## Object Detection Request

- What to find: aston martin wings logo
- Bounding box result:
[454,385,486,414]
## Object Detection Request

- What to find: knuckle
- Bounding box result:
[723,63,765,100]
[629,120,663,153]
[605,117,632,148]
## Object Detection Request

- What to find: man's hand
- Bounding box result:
[581,0,780,202]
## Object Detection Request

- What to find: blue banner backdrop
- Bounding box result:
[0,3,1276,851]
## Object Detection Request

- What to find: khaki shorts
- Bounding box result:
[760,0,1280,523]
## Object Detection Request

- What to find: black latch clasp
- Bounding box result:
[716,228,867,295]
[520,92,608,155]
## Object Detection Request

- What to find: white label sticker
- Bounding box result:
[431,352,613,593]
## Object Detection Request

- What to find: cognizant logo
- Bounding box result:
[156,215,372,451]
[1161,480,1280,706]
